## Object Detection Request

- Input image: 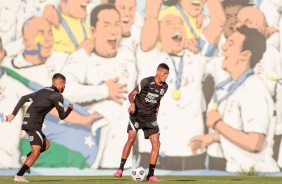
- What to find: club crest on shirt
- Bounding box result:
[160,89,164,95]
[29,136,34,142]
[151,121,158,127]
[134,122,139,128]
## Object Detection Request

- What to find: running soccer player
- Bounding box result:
[6,73,73,182]
[114,63,169,182]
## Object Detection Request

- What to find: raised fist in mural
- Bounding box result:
[42,4,60,29]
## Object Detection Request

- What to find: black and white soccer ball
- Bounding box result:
[131,166,146,182]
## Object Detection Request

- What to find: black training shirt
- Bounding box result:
[12,86,72,131]
[133,76,168,123]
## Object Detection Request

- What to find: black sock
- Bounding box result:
[16,164,30,176]
[119,158,127,171]
[147,164,156,177]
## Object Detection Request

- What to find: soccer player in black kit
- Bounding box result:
[6,73,73,182]
[114,63,169,182]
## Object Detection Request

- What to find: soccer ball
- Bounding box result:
[131,166,146,182]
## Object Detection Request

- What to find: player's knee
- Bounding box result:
[127,137,136,145]
[152,141,160,149]
[31,151,41,158]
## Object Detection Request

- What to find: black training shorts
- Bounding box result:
[127,115,160,139]
[25,129,46,146]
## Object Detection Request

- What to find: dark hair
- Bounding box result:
[90,4,119,28]
[108,0,115,4]
[222,0,254,10]
[158,63,170,70]
[236,25,266,68]
[52,73,66,81]
[163,0,178,6]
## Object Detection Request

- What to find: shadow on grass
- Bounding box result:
[229,178,243,181]
[167,179,197,182]
[31,180,64,182]
[33,178,129,182]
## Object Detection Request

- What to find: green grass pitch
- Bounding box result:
[1,176,282,183]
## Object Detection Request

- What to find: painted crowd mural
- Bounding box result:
[0,0,282,175]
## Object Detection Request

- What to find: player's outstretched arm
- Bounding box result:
[7,92,36,122]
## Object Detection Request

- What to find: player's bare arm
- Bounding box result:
[128,90,138,114]
[155,101,160,118]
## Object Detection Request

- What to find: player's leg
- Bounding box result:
[14,130,44,182]
[147,134,160,179]
[114,130,137,178]
[21,134,49,174]
[145,122,161,182]
[115,116,139,178]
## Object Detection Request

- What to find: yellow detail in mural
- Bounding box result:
[34,34,44,45]
[172,89,181,100]
[51,15,92,53]
[213,102,218,111]
[267,75,278,81]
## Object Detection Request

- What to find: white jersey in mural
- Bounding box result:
[0,70,32,168]
[136,46,208,158]
[62,46,137,169]
[208,75,279,172]
[1,51,68,86]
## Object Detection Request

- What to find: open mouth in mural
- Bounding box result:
[122,18,130,24]
[191,0,202,6]
[230,26,234,32]
[80,3,88,10]
[108,38,117,49]
[172,32,182,43]
[42,44,52,49]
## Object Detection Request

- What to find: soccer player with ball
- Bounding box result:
[114,63,169,182]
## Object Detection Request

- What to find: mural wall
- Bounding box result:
[0,0,282,175]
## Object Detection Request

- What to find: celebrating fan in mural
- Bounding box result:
[190,25,280,173]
